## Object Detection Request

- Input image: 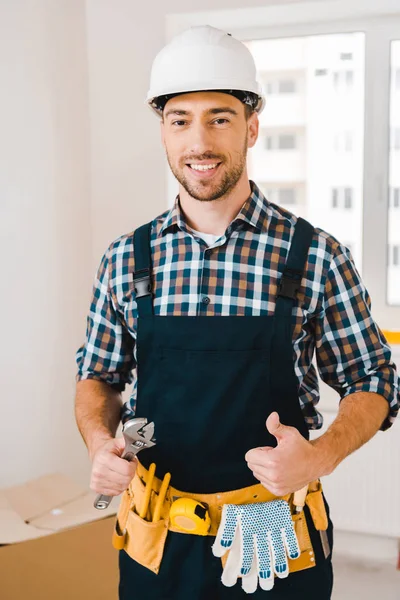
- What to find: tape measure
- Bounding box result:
[170,498,211,535]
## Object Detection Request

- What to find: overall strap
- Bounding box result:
[271,217,315,439]
[133,222,154,317]
[275,217,315,318]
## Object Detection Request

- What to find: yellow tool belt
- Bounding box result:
[113,461,328,575]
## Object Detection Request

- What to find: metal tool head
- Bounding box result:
[121,417,156,459]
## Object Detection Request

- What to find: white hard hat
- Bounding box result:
[147,25,265,117]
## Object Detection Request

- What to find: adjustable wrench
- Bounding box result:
[94,417,156,510]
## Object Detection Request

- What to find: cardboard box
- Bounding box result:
[0,473,120,600]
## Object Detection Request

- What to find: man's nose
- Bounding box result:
[187,123,214,156]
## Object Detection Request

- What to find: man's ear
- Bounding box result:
[247,112,259,149]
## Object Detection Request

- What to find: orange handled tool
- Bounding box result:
[139,462,156,520]
[152,472,171,522]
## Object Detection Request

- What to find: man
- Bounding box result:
[75,26,399,599]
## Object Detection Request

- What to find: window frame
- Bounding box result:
[166,1,400,326]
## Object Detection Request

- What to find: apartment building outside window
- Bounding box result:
[391,187,400,207]
[331,187,354,209]
[264,133,297,150]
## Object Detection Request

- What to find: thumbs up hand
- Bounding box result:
[245,412,324,496]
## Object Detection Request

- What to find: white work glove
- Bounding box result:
[212,500,300,594]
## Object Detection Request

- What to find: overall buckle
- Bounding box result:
[133,269,152,299]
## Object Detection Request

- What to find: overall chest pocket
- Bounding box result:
[155,347,271,440]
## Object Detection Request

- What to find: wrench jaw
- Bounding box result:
[120,418,156,463]
[122,418,148,436]
[122,418,156,454]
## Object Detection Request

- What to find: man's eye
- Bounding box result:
[172,120,186,126]
[214,118,229,124]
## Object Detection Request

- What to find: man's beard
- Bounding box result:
[167,136,248,202]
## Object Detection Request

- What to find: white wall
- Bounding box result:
[0,0,91,487]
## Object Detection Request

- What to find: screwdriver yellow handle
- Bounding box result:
[139,462,156,519]
[152,472,171,522]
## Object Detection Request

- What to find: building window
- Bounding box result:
[278,79,296,94]
[392,128,400,150]
[279,188,296,204]
[345,131,353,152]
[332,188,338,208]
[395,68,400,92]
[332,187,354,208]
[340,52,353,61]
[392,188,400,208]
[278,134,296,150]
[392,245,400,267]
[344,188,353,209]
[265,82,273,94]
[333,70,354,91]
[265,136,273,150]
[345,70,354,87]
[315,69,328,76]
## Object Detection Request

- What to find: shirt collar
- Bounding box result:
[159,180,269,237]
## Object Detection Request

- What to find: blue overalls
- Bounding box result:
[119,217,334,599]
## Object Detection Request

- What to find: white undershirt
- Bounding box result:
[190,228,220,247]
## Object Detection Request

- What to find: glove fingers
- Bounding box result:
[283,522,300,560]
[241,551,258,595]
[255,532,274,591]
[270,530,289,579]
[221,528,242,588]
[212,504,238,558]
[240,533,255,576]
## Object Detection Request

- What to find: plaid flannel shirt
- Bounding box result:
[76,181,399,430]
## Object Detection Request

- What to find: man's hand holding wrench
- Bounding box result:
[91,418,156,510]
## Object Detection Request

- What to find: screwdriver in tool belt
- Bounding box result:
[293,485,308,513]
[139,463,156,520]
[152,472,171,522]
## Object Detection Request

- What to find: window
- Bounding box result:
[395,68,400,91]
[265,81,273,94]
[390,245,400,267]
[392,127,400,150]
[333,69,354,91]
[279,188,296,204]
[340,52,353,60]
[345,70,354,87]
[394,246,399,266]
[334,131,354,153]
[332,188,338,208]
[331,187,354,208]
[344,188,353,209]
[278,79,296,93]
[345,131,353,152]
[278,134,296,150]
[388,41,400,305]
[247,33,364,272]
[265,135,273,150]
[391,188,400,208]
[169,7,400,317]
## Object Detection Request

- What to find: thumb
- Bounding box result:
[266,412,292,443]
[111,436,131,458]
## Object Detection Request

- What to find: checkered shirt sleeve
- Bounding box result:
[314,243,398,429]
[75,246,135,391]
